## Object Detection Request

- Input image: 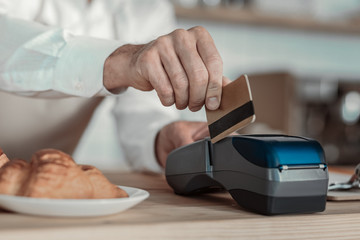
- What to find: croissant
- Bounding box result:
[0,149,128,199]
[0,159,30,195]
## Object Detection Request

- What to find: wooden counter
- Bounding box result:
[1,172,360,240]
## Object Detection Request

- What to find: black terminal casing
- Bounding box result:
[165,135,329,215]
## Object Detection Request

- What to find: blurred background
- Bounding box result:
[74,0,360,170]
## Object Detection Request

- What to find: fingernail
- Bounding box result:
[207,97,219,110]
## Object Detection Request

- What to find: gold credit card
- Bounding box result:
[206,75,256,143]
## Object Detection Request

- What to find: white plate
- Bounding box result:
[0,186,149,217]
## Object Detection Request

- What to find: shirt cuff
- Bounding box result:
[54,35,122,97]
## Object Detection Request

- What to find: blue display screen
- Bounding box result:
[232,135,325,168]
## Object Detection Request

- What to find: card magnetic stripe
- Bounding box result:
[208,101,255,139]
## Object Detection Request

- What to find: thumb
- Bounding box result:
[193,124,209,140]
[222,76,231,86]
[175,133,194,149]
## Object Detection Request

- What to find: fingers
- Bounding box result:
[157,36,189,110]
[152,68,175,107]
[191,27,223,111]
[155,121,210,167]
[171,29,208,112]
[132,26,224,111]
[136,44,175,107]
[192,122,209,140]
[222,76,232,86]
[174,121,208,146]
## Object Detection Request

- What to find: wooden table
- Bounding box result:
[1,172,360,240]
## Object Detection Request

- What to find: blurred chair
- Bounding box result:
[239,72,301,135]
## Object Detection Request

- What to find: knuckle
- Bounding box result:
[172,29,191,45]
[207,80,221,91]
[162,101,173,107]
[189,97,205,109]
[173,28,187,38]
[158,86,174,101]
[155,35,171,48]
[161,97,174,106]
[207,54,223,67]
[189,105,203,112]
[176,102,187,110]
[181,39,193,51]
[171,71,188,89]
[192,98,205,106]
[190,26,208,36]
[192,68,209,86]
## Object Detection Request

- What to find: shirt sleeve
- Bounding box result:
[112,88,180,173]
[0,14,122,98]
[110,0,179,172]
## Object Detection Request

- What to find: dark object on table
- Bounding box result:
[166,135,328,215]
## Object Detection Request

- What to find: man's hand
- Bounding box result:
[155,121,209,168]
[103,26,223,111]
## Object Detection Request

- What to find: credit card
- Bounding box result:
[206,75,255,143]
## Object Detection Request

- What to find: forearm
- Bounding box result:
[0,15,122,98]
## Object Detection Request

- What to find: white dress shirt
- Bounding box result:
[0,0,179,172]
